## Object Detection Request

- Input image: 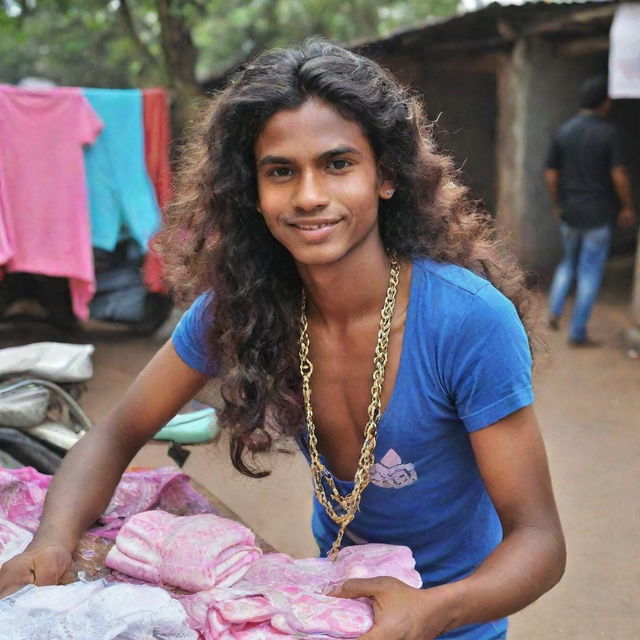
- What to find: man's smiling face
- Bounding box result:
[254,98,394,267]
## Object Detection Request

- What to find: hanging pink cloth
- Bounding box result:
[0,85,102,321]
[141,87,172,295]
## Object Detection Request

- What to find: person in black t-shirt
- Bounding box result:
[545,75,636,346]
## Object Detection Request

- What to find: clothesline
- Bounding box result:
[0,84,171,321]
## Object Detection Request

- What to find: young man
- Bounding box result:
[0,41,565,639]
[545,75,637,346]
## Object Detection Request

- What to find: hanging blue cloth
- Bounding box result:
[83,88,160,252]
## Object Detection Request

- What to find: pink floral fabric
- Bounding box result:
[0,518,33,568]
[181,585,373,638]
[92,467,217,538]
[175,540,422,638]
[106,511,262,592]
[0,467,52,531]
[0,466,217,539]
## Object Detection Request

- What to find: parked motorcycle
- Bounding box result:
[0,342,219,473]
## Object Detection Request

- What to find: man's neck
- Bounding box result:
[297,241,393,328]
[579,107,607,119]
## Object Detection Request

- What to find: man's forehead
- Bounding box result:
[255,100,371,161]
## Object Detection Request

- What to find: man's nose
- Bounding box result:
[293,171,329,212]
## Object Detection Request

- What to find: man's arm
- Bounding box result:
[611,165,637,229]
[544,169,560,204]
[544,168,562,219]
[435,405,565,631]
[544,132,562,217]
[334,405,565,640]
[0,340,209,597]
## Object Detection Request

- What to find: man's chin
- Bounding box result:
[289,244,348,268]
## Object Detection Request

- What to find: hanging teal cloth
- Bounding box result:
[83,88,160,252]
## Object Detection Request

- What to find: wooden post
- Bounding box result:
[633,229,640,326]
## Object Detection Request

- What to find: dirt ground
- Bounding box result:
[1,255,638,638]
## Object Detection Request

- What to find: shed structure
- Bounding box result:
[355,0,640,302]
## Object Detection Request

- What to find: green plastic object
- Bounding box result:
[153,407,219,444]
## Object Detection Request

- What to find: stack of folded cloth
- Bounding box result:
[89,467,218,538]
[180,585,375,639]
[105,511,263,592]
[107,510,422,639]
[179,545,422,639]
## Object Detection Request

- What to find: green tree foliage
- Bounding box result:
[192,0,460,82]
[0,0,460,129]
[1,0,459,86]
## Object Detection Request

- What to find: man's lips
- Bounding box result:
[287,217,343,242]
[288,218,342,230]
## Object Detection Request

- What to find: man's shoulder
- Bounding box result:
[558,114,617,138]
[412,258,491,297]
[412,258,518,330]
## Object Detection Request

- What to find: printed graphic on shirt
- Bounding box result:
[369,449,418,489]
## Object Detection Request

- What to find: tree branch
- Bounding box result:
[117,0,157,72]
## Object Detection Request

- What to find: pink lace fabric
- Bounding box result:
[237,544,422,592]
[0,518,33,568]
[174,540,422,639]
[0,467,52,532]
[92,467,218,538]
[105,510,262,592]
[0,466,217,538]
[180,585,374,639]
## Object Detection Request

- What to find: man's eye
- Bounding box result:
[328,159,352,171]
[269,167,292,177]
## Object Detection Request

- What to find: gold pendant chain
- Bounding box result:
[298,256,400,558]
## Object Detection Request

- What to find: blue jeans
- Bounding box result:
[548,222,612,342]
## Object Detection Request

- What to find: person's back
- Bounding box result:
[544,74,636,345]
[550,113,622,228]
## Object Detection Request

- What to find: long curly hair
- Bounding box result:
[158,39,539,478]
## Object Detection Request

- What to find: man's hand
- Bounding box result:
[0,544,71,598]
[617,207,637,229]
[332,576,452,640]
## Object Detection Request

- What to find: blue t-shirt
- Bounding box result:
[83,88,161,252]
[172,258,533,640]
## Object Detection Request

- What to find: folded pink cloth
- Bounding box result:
[224,622,290,639]
[106,510,262,592]
[178,543,422,639]
[238,543,422,593]
[210,585,373,637]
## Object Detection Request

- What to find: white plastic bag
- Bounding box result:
[0,343,94,382]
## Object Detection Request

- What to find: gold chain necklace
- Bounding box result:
[298,256,400,558]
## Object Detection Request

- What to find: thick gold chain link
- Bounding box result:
[299,256,400,558]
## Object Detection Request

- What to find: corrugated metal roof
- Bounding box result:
[352,0,615,55]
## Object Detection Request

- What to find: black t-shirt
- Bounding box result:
[546,114,625,228]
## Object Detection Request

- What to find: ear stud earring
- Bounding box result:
[386,190,394,197]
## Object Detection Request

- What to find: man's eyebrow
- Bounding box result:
[257,155,293,167]
[318,145,361,160]
[257,146,361,167]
